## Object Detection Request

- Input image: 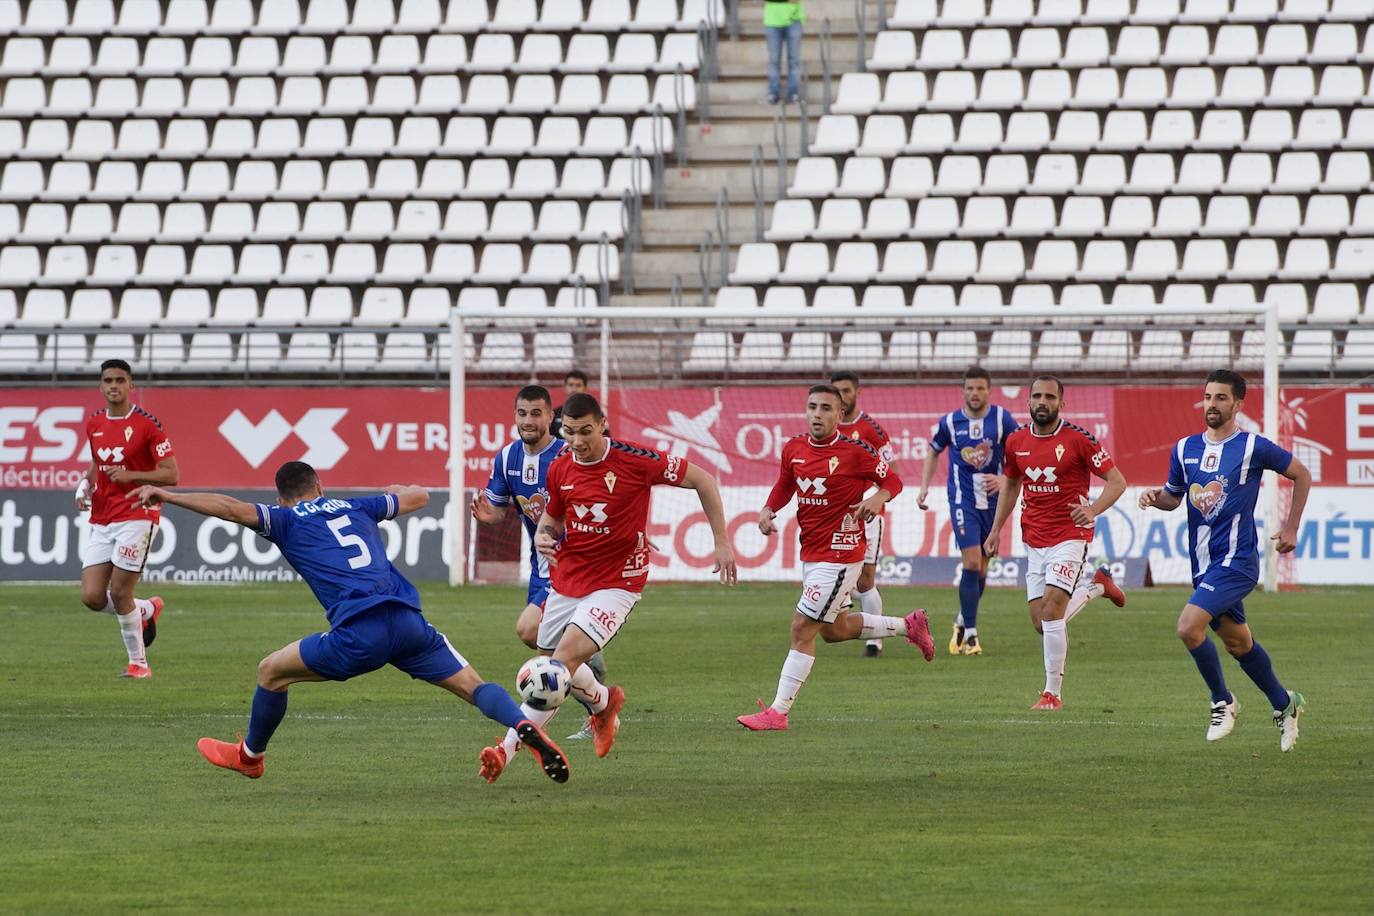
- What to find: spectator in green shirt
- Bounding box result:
[764,1,805,105]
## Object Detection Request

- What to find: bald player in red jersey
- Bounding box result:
[737,384,934,732]
[76,359,179,679]
[479,392,736,782]
[830,370,899,657]
[985,375,1127,710]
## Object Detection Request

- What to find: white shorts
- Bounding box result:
[797,561,863,623]
[1025,540,1090,602]
[862,514,884,566]
[83,520,157,573]
[538,587,641,651]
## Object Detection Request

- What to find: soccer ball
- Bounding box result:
[516,656,571,711]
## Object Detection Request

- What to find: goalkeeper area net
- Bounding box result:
[448,303,1283,592]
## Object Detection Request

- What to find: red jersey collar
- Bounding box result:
[807,431,842,447]
[1029,418,1064,438]
[572,437,612,466]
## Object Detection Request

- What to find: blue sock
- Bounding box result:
[245,685,288,755]
[473,682,526,729]
[978,575,987,599]
[958,567,981,630]
[1187,639,1231,704]
[1236,641,1289,711]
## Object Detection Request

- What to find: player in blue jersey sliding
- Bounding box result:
[471,384,606,742]
[128,462,570,782]
[916,367,1022,656]
[1139,369,1311,751]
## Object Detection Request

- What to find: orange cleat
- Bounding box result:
[1031,691,1063,711]
[142,596,164,647]
[197,737,264,778]
[904,609,935,662]
[1093,566,1126,608]
[478,745,508,784]
[737,699,789,731]
[590,685,625,758]
[119,663,151,679]
[516,720,570,783]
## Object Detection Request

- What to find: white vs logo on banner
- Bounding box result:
[218,408,349,469]
[574,503,608,523]
[1024,466,1058,482]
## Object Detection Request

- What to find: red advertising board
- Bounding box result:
[3,384,1371,490]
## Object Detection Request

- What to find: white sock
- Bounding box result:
[856,587,882,615]
[1042,618,1067,696]
[501,704,557,759]
[569,661,608,714]
[965,626,978,638]
[1065,582,1104,623]
[859,613,904,639]
[134,597,155,621]
[955,612,965,628]
[770,649,814,714]
[116,610,146,666]
[96,591,117,614]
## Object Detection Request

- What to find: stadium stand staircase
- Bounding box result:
[615,0,877,305]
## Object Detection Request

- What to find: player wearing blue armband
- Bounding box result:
[129,462,569,782]
[1139,369,1311,751]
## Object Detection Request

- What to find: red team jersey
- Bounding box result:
[545,439,690,597]
[836,412,895,461]
[766,433,903,563]
[85,406,174,526]
[1001,419,1114,548]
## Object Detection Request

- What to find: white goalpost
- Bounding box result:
[448,303,1282,592]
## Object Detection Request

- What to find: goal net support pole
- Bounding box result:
[449,302,1280,591]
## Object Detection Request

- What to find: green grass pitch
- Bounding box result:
[2,582,1371,916]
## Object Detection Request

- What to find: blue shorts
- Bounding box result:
[952,504,996,550]
[299,604,467,683]
[526,575,551,609]
[1188,566,1254,630]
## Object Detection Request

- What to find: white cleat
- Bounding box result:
[565,720,594,742]
[1206,697,1238,742]
[1274,690,1305,753]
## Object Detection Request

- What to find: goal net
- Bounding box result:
[449,303,1283,593]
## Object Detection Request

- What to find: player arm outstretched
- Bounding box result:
[1272,456,1312,554]
[679,463,737,585]
[382,483,429,515]
[127,485,258,527]
[983,474,1022,557]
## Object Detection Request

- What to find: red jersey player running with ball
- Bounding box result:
[479,393,737,782]
[984,376,1127,710]
[77,359,178,679]
[738,384,934,732]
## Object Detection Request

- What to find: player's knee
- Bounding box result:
[1221,633,1252,656]
[819,624,844,643]
[257,654,286,689]
[515,620,538,650]
[80,593,106,611]
[1176,622,1206,647]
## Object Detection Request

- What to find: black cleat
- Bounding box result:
[863,642,882,658]
[516,719,570,784]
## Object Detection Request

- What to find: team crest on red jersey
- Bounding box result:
[604,470,617,493]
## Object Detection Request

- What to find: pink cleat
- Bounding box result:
[904,609,935,661]
[1031,691,1063,711]
[1093,565,1126,607]
[737,699,789,731]
[119,663,151,679]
